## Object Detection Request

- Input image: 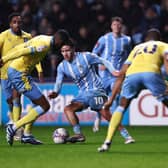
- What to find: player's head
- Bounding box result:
[8,12,22,35]
[111,16,123,34]
[54,29,70,49]
[60,39,75,62]
[145,28,161,41]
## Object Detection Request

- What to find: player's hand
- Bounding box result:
[48,92,58,99]
[112,70,120,77]
[102,100,112,111]
[38,72,44,83]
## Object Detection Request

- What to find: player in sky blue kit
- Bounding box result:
[48,39,119,143]
[92,16,135,144]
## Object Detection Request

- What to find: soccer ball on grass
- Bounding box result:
[52,128,69,144]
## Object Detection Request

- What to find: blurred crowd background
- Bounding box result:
[0,0,168,80]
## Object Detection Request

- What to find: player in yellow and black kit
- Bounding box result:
[0,29,70,146]
[0,13,44,144]
[98,29,168,152]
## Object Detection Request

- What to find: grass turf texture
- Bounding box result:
[0,126,168,168]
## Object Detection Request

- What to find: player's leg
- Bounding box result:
[92,82,112,132]
[64,102,86,143]
[98,97,130,152]
[113,94,135,144]
[21,104,43,145]
[1,79,13,121]
[93,112,101,132]
[6,93,49,145]
[12,89,21,122]
[6,69,50,145]
[98,74,140,152]
[12,89,24,141]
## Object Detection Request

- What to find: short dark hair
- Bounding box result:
[8,12,21,23]
[56,29,70,43]
[146,28,161,41]
[62,38,75,48]
[111,16,123,24]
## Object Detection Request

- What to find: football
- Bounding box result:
[52,128,69,144]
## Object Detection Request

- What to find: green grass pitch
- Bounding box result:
[0,126,168,168]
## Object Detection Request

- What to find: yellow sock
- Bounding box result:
[24,106,34,135]
[15,108,39,129]
[24,122,33,135]
[13,106,21,122]
[105,111,123,142]
[8,112,13,121]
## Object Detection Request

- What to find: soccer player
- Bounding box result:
[0,12,44,144]
[48,39,120,143]
[98,29,168,152]
[0,29,70,146]
[92,16,135,144]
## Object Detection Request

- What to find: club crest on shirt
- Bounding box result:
[36,45,47,52]
[23,37,29,42]
[78,65,84,73]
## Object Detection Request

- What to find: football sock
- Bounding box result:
[24,106,34,135]
[120,127,131,139]
[12,98,22,122]
[73,124,81,134]
[15,106,44,129]
[7,104,13,121]
[94,113,101,128]
[105,106,124,142]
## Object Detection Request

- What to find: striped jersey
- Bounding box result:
[92,32,131,81]
[54,52,115,92]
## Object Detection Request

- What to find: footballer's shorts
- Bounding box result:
[102,77,117,96]
[8,67,42,100]
[72,88,108,110]
[121,72,168,101]
[1,79,13,100]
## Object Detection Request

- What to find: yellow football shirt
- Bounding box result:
[0,29,43,79]
[0,29,31,79]
[3,35,53,74]
[125,41,168,76]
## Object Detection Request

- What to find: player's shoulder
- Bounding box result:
[155,41,167,46]
[0,29,10,36]
[21,30,31,38]
[121,34,131,41]
[33,35,52,41]
[143,40,167,48]
[80,51,96,58]
[80,51,91,55]
[103,32,112,38]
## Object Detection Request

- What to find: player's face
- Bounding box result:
[61,45,74,62]
[111,21,122,34]
[10,16,22,34]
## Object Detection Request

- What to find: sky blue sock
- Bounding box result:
[73,124,81,134]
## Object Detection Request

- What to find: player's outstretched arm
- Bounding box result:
[103,64,129,109]
[36,62,44,82]
[2,45,35,63]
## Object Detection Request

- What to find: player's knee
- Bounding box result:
[7,97,13,106]
[43,101,50,112]
[64,106,72,115]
